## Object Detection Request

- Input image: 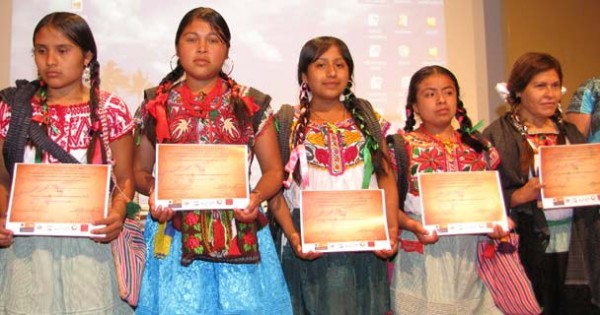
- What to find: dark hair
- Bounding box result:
[33,12,105,163]
[506,52,563,107]
[146,7,250,135]
[403,65,486,153]
[291,36,386,184]
[506,52,566,175]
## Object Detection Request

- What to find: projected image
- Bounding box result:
[10,0,445,132]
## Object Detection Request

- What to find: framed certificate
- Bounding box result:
[418,171,508,235]
[300,189,391,253]
[155,143,249,210]
[6,163,111,237]
[540,143,600,209]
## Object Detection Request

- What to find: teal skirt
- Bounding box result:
[0,236,133,314]
[280,209,390,315]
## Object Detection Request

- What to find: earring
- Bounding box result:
[299,81,311,103]
[342,80,354,102]
[82,65,91,83]
[169,54,179,71]
[222,58,235,76]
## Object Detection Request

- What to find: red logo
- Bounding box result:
[81,224,89,232]
[225,199,233,206]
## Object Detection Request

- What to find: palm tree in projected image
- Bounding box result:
[127,69,150,97]
[100,60,128,94]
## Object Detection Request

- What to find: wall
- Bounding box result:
[501,0,600,117]
[3,1,596,125]
[0,1,12,89]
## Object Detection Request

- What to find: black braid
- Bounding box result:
[86,59,106,164]
[455,100,485,153]
[550,107,567,144]
[143,64,185,144]
[219,71,250,128]
[343,83,386,175]
[403,102,417,132]
[291,85,311,184]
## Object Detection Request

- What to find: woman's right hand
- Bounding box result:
[148,189,174,223]
[0,216,13,247]
[511,177,543,207]
[288,232,322,260]
[406,217,439,245]
[415,228,439,245]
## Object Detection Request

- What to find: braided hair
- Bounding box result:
[506,52,566,175]
[291,36,387,184]
[404,65,486,153]
[33,12,106,164]
[143,7,251,142]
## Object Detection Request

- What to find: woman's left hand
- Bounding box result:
[90,210,125,243]
[234,190,261,223]
[374,238,398,259]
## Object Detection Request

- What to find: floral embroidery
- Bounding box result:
[133,81,271,265]
[303,118,364,172]
[411,147,445,173]
[405,127,496,194]
[184,212,199,226]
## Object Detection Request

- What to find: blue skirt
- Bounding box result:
[136,215,292,315]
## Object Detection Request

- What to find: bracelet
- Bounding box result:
[250,189,263,203]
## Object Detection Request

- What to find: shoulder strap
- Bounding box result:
[355,98,383,149]
[144,86,158,102]
[3,80,79,177]
[0,86,17,105]
[469,130,493,168]
[140,86,159,145]
[386,134,409,208]
[247,87,272,133]
[274,104,295,167]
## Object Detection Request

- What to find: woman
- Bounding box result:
[0,12,135,314]
[268,36,427,314]
[390,65,510,314]
[133,7,291,314]
[483,52,599,314]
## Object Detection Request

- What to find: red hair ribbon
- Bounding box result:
[145,84,171,143]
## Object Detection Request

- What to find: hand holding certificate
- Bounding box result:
[300,189,391,253]
[6,163,111,237]
[418,171,508,235]
[540,143,600,209]
[155,144,249,210]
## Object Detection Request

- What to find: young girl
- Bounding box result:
[133,7,291,314]
[484,52,599,314]
[0,12,135,314]
[390,65,508,314]
[268,36,427,314]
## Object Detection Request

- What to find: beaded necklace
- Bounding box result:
[179,80,223,119]
[419,126,459,154]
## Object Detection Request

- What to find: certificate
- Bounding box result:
[540,143,600,209]
[6,163,110,237]
[155,144,249,210]
[300,189,391,253]
[418,171,508,235]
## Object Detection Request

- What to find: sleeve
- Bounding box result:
[0,100,12,139]
[101,92,135,141]
[567,78,599,115]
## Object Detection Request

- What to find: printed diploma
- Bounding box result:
[155,143,249,210]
